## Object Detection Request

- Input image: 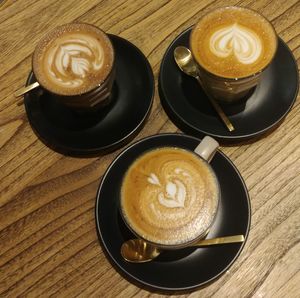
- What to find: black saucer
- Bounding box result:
[95,133,251,291]
[24,35,154,156]
[159,28,299,143]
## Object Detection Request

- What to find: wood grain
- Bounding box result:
[0,0,299,297]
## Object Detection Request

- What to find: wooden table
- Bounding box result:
[0,0,299,297]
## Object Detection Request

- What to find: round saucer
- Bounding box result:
[159,28,299,143]
[24,35,154,156]
[95,133,251,291]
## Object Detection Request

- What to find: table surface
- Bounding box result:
[0,0,299,297]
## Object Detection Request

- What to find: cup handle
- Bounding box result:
[14,81,40,97]
[194,136,219,163]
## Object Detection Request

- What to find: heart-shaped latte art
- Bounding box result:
[209,23,262,64]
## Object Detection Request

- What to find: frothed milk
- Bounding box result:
[33,23,114,96]
[120,147,220,247]
[191,7,277,78]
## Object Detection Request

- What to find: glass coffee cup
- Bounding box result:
[120,136,221,250]
[17,23,115,110]
[190,6,278,103]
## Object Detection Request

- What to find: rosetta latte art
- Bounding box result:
[46,34,104,87]
[209,23,262,64]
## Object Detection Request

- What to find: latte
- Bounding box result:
[33,23,114,96]
[120,147,220,247]
[190,7,277,78]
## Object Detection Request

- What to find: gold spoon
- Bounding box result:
[14,82,40,106]
[121,235,244,263]
[174,46,234,132]
[14,82,40,98]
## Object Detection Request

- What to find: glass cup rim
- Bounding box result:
[189,5,278,81]
[32,22,115,97]
[119,145,221,250]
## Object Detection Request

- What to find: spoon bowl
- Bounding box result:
[174,46,199,77]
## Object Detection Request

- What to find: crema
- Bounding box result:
[33,23,114,96]
[120,147,220,246]
[190,7,277,78]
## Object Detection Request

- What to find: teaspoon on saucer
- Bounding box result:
[14,82,40,106]
[174,46,235,132]
[14,82,40,97]
[121,235,244,263]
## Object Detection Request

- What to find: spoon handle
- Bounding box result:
[195,76,235,132]
[193,235,245,246]
[14,81,40,98]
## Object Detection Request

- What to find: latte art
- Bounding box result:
[46,34,104,88]
[190,6,277,78]
[147,169,190,208]
[209,23,262,64]
[33,23,114,96]
[121,148,219,246]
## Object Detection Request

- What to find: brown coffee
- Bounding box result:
[33,23,114,96]
[120,147,220,247]
[190,7,277,78]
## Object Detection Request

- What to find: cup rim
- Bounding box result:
[189,6,278,81]
[32,22,115,97]
[119,146,221,250]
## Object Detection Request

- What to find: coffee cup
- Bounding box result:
[190,6,278,103]
[17,23,115,110]
[120,136,220,250]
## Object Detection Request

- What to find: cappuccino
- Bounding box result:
[33,23,114,96]
[190,7,277,78]
[120,147,220,247]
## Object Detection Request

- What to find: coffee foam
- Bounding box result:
[121,148,219,246]
[191,7,277,78]
[33,23,114,96]
[209,23,262,64]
